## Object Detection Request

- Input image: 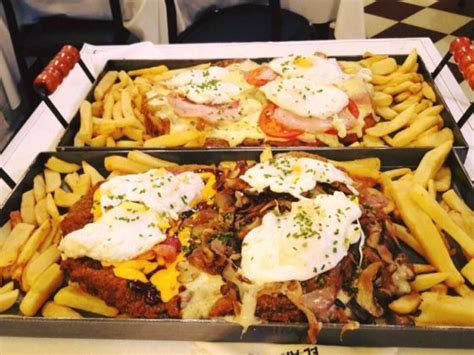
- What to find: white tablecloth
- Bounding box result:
[0,38,472,354]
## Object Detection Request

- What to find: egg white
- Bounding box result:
[268,54,348,85]
[241,156,357,198]
[99,168,204,220]
[59,202,166,263]
[241,192,362,283]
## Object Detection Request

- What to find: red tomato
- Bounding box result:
[347,99,359,118]
[454,44,474,63]
[258,103,303,138]
[449,37,471,54]
[464,63,474,78]
[469,75,474,90]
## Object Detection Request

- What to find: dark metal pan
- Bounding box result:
[0,148,472,347]
[55,55,469,161]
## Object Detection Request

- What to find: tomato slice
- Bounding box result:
[259,103,303,138]
[347,99,359,118]
[246,67,276,86]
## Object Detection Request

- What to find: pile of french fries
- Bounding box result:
[75,65,173,148]
[1,148,472,325]
[381,140,474,325]
[360,49,453,147]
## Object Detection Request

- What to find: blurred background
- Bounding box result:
[0,0,472,152]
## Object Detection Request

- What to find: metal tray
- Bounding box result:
[1,148,473,347]
[56,55,469,160]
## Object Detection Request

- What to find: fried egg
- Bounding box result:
[59,202,166,263]
[99,168,204,220]
[241,192,362,283]
[165,66,243,105]
[260,77,349,119]
[241,156,357,198]
[267,54,348,85]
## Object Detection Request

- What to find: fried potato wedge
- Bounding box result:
[44,169,61,193]
[413,141,452,188]
[388,293,421,315]
[0,289,19,313]
[416,292,474,326]
[42,301,82,318]
[54,285,118,317]
[20,263,64,316]
[0,223,35,268]
[104,156,150,174]
[45,157,80,174]
[20,190,36,225]
[410,272,449,292]
[127,151,178,168]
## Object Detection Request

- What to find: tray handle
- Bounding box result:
[33,45,81,95]
[449,37,474,90]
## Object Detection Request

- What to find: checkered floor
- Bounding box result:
[364,0,473,103]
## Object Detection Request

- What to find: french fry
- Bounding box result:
[93,119,116,136]
[392,91,423,113]
[64,172,79,191]
[418,125,439,138]
[42,301,83,318]
[34,198,49,225]
[448,210,472,236]
[453,284,472,297]
[383,168,412,180]
[91,101,103,117]
[388,73,416,86]
[143,130,202,148]
[433,167,451,192]
[94,71,118,101]
[365,105,414,137]
[398,49,418,74]
[442,189,473,216]
[394,91,411,103]
[0,289,19,313]
[118,70,132,87]
[73,174,91,197]
[116,140,141,148]
[21,190,36,225]
[54,188,81,208]
[104,156,150,174]
[20,263,64,316]
[89,135,107,147]
[389,180,463,287]
[409,184,474,258]
[410,272,449,292]
[16,220,51,268]
[414,99,432,114]
[0,223,35,268]
[128,65,168,77]
[106,137,116,147]
[408,82,421,94]
[383,81,413,96]
[415,292,474,326]
[54,285,118,317]
[45,157,80,174]
[120,90,135,120]
[44,169,61,193]
[0,281,14,294]
[362,134,385,147]
[411,127,453,147]
[329,161,380,180]
[112,100,123,120]
[38,219,59,253]
[371,74,391,85]
[430,283,448,295]
[111,128,124,140]
[391,115,438,147]
[419,105,444,117]
[127,151,178,168]
[422,82,436,101]
[102,93,114,121]
[413,264,437,274]
[73,134,85,147]
[0,221,12,249]
[413,141,452,188]
[24,245,61,291]
[388,293,421,315]
[78,101,93,143]
[82,161,105,185]
[392,223,426,257]
[332,157,381,171]
[370,58,397,75]
[427,179,436,200]
[461,259,474,285]
[372,91,393,107]
[123,127,143,142]
[33,174,46,202]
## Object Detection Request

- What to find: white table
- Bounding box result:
[0,39,472,353]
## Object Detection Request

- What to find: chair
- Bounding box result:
[165,0,315,44]
[1,0,139,111]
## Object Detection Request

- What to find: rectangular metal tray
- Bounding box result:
[1,148,472,347]
[56,55,469,161]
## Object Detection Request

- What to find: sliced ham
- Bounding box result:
[167,92,240,124]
